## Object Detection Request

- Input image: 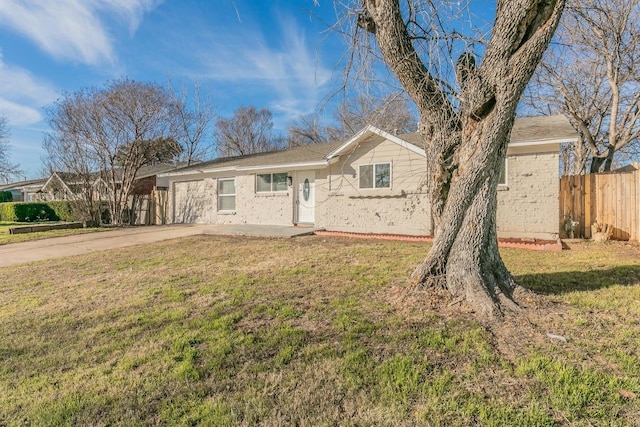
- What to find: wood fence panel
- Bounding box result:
[559,171,639,241]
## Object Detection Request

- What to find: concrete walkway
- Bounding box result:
[0,224,322,267]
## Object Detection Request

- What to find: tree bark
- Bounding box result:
[360,0,565,319]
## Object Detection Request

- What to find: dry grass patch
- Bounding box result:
[1,235,639,425]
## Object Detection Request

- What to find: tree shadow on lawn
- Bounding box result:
[515,265,640,295]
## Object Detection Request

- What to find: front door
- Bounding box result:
[297,171,315,224]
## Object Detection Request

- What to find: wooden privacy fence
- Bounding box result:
[559,169,640,241]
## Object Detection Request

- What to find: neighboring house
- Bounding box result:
[157,115,577,240]
[0,178,48,202]
[36,172,105,202]
[35,164,191,224]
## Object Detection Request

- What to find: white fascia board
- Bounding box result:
[509,136,579,148]
[159,160,330,178]
[325,125,426,159]
[237,160,329,172]
[159,166,239,178]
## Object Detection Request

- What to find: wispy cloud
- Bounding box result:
[0,0,162,66]
[0,53,58,126]
[188,13,333,120]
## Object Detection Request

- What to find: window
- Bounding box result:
[498,158,507,186]
[359,163,391,189]
[256,173,288,192]
[217,178,235,211]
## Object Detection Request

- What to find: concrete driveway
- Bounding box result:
[0,224,321,267]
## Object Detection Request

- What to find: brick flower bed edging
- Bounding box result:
[313,230,563,251]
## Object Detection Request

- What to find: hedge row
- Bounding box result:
[0,201,80,222]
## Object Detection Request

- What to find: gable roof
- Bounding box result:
[325,125,426,160]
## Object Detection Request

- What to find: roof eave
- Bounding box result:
[159,160,331,178]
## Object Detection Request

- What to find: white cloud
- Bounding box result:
[0,0,162,66]
[0,54,58,126]
[189,14,333,119]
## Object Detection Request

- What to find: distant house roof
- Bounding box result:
[160,115,579,177]
[0,178,48,191]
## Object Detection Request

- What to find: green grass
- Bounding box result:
[1,235,639,426]
[0,221,105,245]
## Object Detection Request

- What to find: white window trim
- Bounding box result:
[217,178,236,212]
[256,172,288,193]
[358,162,392,189]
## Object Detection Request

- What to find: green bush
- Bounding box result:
[46,201,80,222]
[0,201,82,223]
[0,191,12,203]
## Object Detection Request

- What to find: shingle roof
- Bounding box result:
[398,115,577,147]
[163,115,578,176]
[168,141,346,174]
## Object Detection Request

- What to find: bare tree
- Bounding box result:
[169,82,217,165]
[287,92,417,146]
[0,117,21,184]
[528,0,640,174]
[214,106,284,157]
[45,79,180,225]
[327,92,417,139]
[344,0,565,318]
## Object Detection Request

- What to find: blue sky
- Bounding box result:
[0,0,347,179]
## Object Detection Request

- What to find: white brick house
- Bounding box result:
[158,115,578,240]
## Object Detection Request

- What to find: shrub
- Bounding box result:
[46,201,80,222]
[0,201,82,222]
[0,191,12,203]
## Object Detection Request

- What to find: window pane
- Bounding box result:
[498,159,506,185]
[375,163,390,188]
[218,179,235,195]
[256,174,271,192]
[272,173,288,191]
[359,165,373,188]
[218,195,235,211]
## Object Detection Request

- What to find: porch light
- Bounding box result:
[287,176,293,187]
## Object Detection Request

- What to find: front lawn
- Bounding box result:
[1,236,639,425]
[0,221,105,245]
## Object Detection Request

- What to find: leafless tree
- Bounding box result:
[342,0,565,318]
[327,92,417,139]
[287,114,330,146]
[287,91,417,146]
[169,82,217,165]
[0,117,21,184]
[527,0,640,174]
[214,106,284,157]
[45,79,181,225]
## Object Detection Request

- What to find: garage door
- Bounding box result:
[173,180,208,223]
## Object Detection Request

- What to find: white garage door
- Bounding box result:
[173,180,208,224]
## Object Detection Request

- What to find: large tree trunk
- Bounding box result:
[360,0,565,319]
[410,117,520,318]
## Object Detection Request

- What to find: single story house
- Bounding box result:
[0,178,48,202]
[157,115,578,240]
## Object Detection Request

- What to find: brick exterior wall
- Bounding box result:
[496,148,560,240]
[162,137,560,240]
[315,136,432,236]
